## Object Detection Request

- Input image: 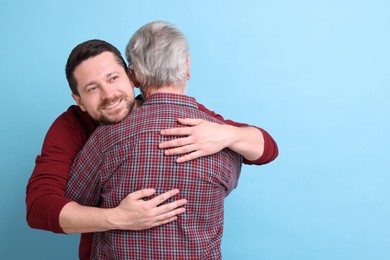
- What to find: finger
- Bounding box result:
[148,188,181,206]
[126,188,156,200]
[154,199,187,215]
[159,137,191,149]
[164,144,196,156]
[150,208,188,228]
[176,151,203,163]
[151,203,187,222]
[176,118,203,126]
[150,216,178,228]
[160,127,191,136]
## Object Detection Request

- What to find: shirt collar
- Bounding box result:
[143,92,198,109]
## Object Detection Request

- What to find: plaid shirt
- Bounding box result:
[66,93,242,259]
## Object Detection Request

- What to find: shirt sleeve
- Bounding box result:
[25,106,97,233]
[197,103,279,165]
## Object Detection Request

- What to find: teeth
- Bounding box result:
[104,99,121,109]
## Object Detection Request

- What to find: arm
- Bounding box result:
[26,106,186,234]
[159,103,278,164]
[160,119,263,162]
[60,189,186,233]
[26,106,95,233]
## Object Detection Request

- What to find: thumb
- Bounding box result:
[126,188,156,201]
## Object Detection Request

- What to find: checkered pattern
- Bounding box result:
[66,93,243,259]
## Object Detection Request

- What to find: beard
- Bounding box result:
[98,98,135,125]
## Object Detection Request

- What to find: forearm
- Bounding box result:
[26,167,72,233]
[195,102,278,164]
[59,202,117,234]
[223,125,264,161]
[26,193,71,233]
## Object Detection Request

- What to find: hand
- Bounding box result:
[159,118,230,163]
[112,188,187,230]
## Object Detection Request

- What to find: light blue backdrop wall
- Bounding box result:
[1,0,389,259]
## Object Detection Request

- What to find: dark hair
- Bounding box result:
[65,39,127,95]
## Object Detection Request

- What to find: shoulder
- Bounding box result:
[48,105,97,137]
[43,105,98,154]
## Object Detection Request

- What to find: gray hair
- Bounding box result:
[125,21,189,91]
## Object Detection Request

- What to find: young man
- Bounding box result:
[26,25,278,260]
[65,21,277,259]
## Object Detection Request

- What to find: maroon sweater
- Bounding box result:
[26,104,278,259]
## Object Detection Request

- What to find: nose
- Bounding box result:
[100,84,115,100]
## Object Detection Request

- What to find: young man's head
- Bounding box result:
[66,40,135,124]
[125,21,190,96]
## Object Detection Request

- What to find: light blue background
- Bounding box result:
[1,0,389,259]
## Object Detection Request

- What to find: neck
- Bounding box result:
[142,85,186,98]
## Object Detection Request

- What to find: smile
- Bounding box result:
[103,99,122,110]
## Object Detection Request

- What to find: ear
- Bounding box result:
[186,56,191,80]
[71,93,87,112]
[127,68,140,89]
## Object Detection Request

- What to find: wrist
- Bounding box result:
[225,126,264,161]
[223,124,240,149]
[102,207,122,231]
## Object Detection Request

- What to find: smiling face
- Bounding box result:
[72,51,135,124]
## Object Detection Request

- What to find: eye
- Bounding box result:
[111,75,119,81]
[87,86,97,92]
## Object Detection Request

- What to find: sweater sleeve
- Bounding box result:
[25,106,97,233]
[197,103,278,165]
